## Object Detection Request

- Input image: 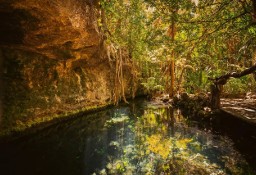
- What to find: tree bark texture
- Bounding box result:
[0,50,3,126]
[169,14,176,98]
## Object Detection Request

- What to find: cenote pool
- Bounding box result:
[0,99,255,175]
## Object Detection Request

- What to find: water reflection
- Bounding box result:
[0,100,254,175]
[97,106,252,175]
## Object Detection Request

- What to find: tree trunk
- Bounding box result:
[0,49,3,126]
[210,84,222,109]
[252,0,256,22]
[209,63,256,109]
[170,56,175,98]
[169,13,176,98]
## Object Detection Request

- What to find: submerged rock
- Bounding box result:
[173,92,211,119]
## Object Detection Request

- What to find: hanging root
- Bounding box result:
[106,40,140,104]
[119,49,128,104]
[110,46,129,105]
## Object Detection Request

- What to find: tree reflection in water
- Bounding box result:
[94,105,252,175]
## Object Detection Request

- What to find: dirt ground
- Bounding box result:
[221,97,256,125]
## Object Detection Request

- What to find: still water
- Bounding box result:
[0,99,255,175]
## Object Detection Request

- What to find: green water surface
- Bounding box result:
[0,99,255,175]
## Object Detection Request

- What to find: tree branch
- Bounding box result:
[209,64,256,85]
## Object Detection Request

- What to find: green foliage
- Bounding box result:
[141,77,164,94]
[100,0,149,61]
[101,0,256,95]
[224,78,248,96]
[223,75,256,96]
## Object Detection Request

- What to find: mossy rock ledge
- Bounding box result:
[0,0,140,139]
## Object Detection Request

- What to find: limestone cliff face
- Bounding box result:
[0,0,134,129]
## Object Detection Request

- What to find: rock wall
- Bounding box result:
[0,0,134,129]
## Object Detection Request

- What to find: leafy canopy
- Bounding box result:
[100,0,256,94]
